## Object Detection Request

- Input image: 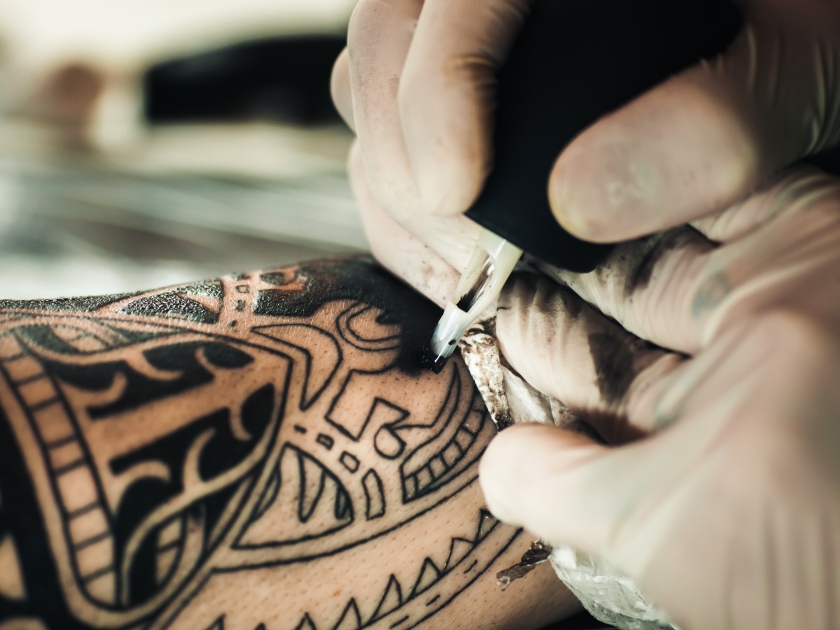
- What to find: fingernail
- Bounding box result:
[548,135,654,243]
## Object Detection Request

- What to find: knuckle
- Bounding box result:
[397,50,495,112]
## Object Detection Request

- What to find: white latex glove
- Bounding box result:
[334,3,840,626]
[352,128,840,627]
[482,165,840,630]
[332,0,840,241]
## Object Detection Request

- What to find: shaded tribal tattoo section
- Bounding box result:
[287,509,519,630]
[202,510,520,630]
[0,258,512,630]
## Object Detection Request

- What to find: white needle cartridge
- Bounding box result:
[415,229,522,373]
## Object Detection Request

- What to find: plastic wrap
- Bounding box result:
[458,311,678,630]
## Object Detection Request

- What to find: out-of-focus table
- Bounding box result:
[0,118,364,298]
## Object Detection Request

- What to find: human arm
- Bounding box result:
[0,256,579,630]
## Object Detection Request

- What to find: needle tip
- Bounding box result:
[412,347,448,374]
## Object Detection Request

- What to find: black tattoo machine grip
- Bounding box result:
[464,0,743,272]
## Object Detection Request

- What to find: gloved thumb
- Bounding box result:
[551,6,840,243]
[479,424,645,564]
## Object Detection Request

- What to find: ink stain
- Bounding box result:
[509,273,582,320]
[496,540,551,591]
[554,284,583,319]
[623,229,691,297]
[587,331,639,406]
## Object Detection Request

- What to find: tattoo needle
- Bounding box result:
[415,230,521,373]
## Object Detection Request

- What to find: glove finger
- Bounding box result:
[549,16,840,243]
[542,226,717,355]
[346,0,485,264]
[480,315,770,563]
[496,273,685,443]
[347,0,423,218]
[330,47,355,131]
[689,165,836,242]
[546,168,840,355]
[479,423,676,573]
[398,0,531,216]
[349,140,461,306]
[482,312,835,628]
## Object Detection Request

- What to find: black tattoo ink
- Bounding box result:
[362,470,385,520]
[253,258,442,373]
[285,508,520,629]
[316,434,334,450]
[0,257,517,630]
[339,452,360,473]
[333,599,361,629]
[371,401,410,459]
[622,230,687,297]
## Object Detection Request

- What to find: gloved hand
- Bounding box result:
[352,131,840,627]
[335,3,840,627]
[479,165,840,630]
[332,0,840,243]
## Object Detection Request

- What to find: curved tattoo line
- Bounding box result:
[336,304,401,352]
[251,324,343,411]
[0,320,292,628]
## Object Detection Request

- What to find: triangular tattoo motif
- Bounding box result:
[411,557,441,596]
[369,575,403,621]
[331,598,361,630]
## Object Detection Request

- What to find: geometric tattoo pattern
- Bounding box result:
[0,257,518,630]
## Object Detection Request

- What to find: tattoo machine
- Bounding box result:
[418,0,741,373]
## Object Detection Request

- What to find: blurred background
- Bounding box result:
[0,0,363,298]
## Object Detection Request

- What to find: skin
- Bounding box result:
[0,256,579,630]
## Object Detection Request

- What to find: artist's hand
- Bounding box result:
[336,3,840,627]
[343,52,840,619]
[332,0,840,246]
[477,165,840,630]
[348,95,840,624]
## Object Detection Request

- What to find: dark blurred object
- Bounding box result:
[144,36,346,125]
[805,143,840,177]
[541,610,614,629]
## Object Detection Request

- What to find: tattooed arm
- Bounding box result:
[0,257,578,630]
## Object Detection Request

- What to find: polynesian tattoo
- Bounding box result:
[0,257,521,630]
